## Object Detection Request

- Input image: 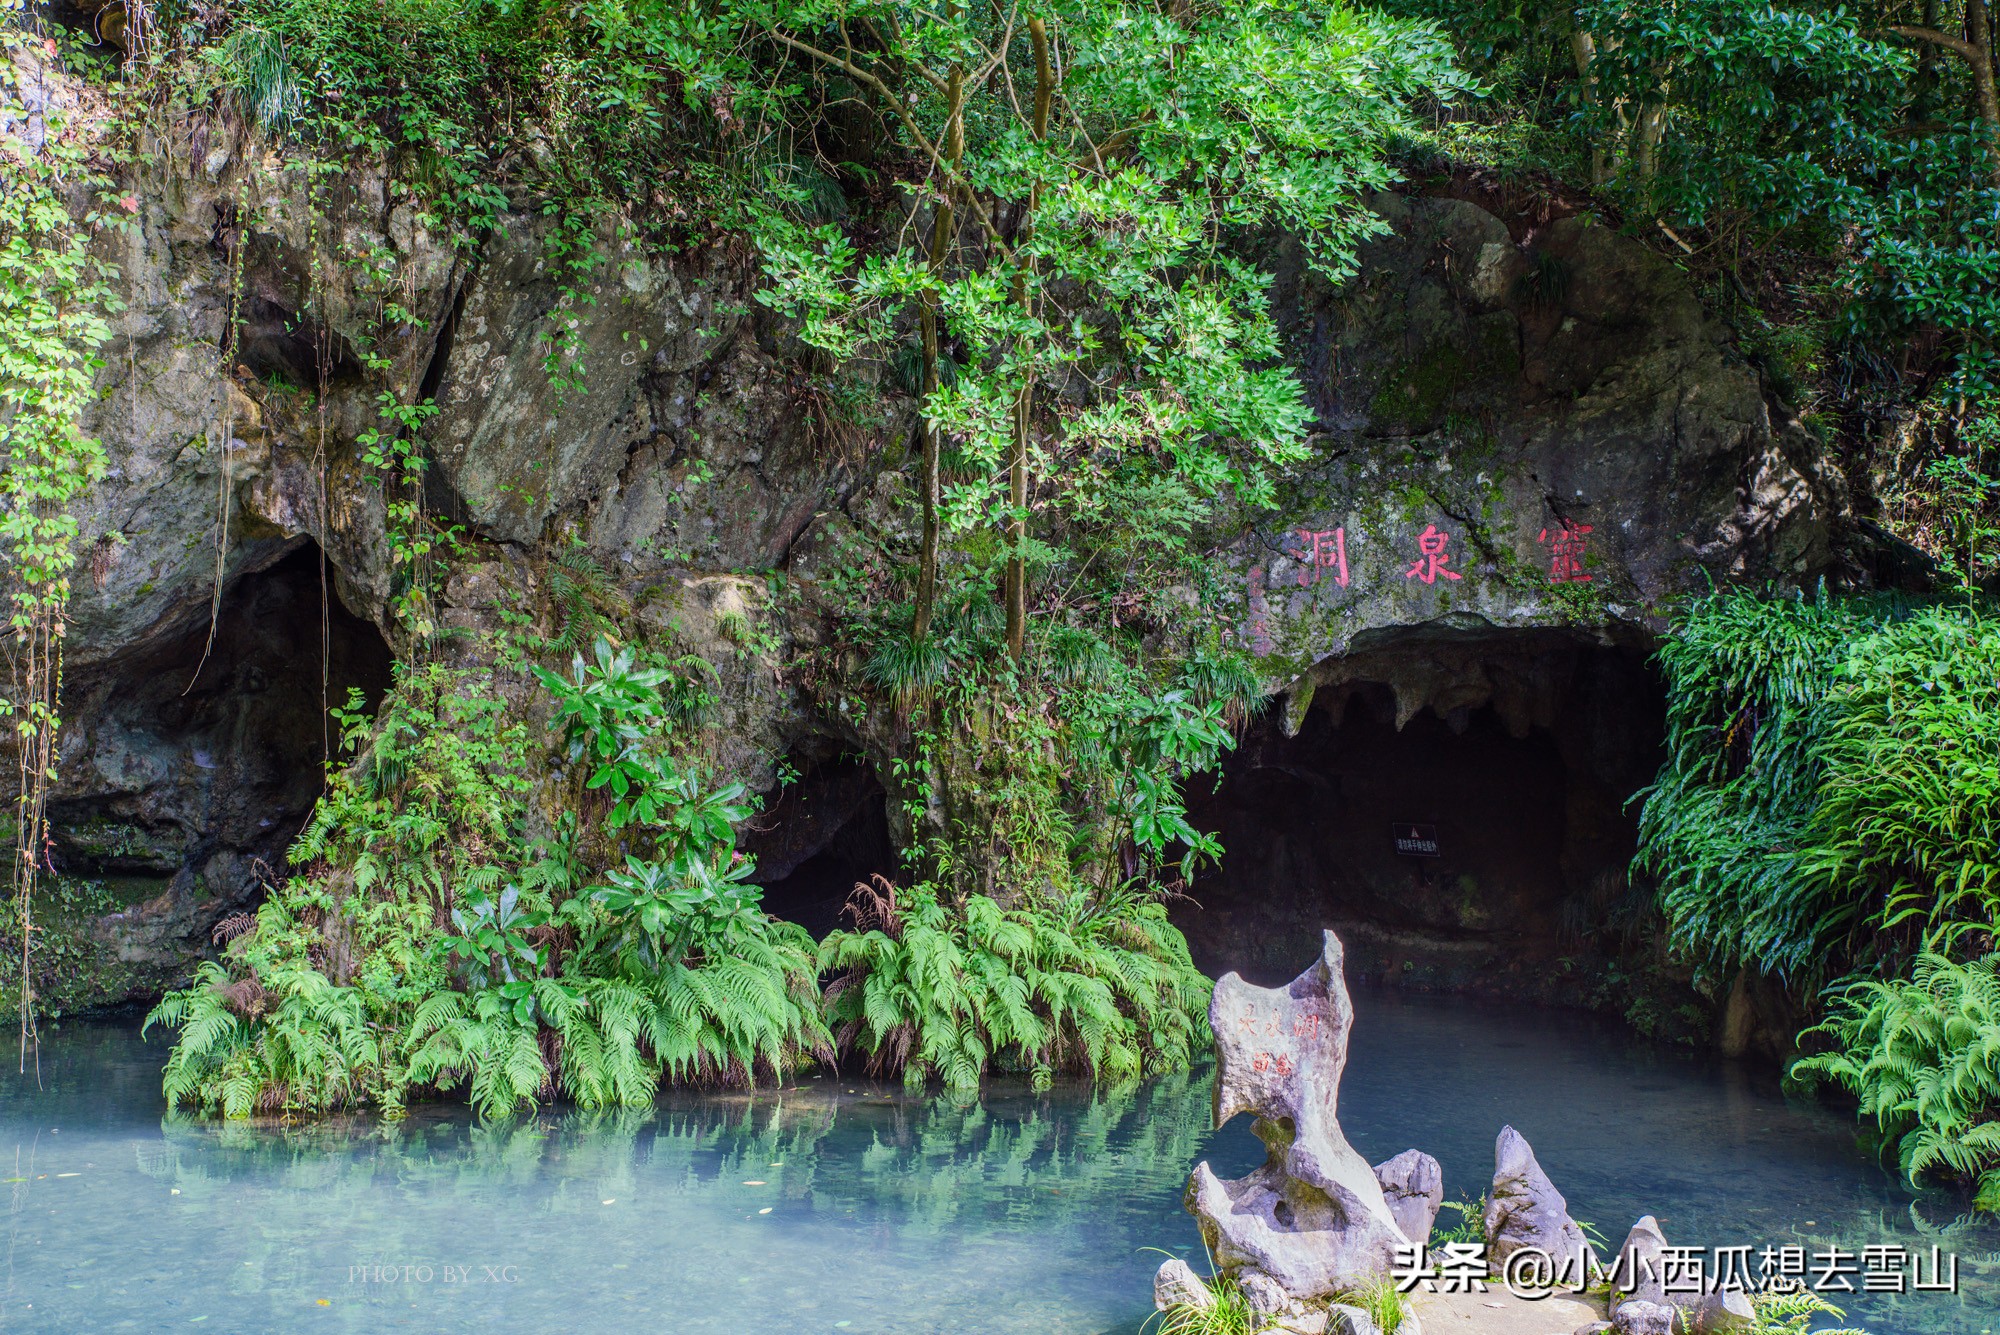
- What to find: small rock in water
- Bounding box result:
[1694,1288,1754,1335]
[1485,1126,1600,1285]
[1153,1258,1216,1313]
[1612,1300,1676,1335]
[1373,1149,1445,1248]
[1328,1302,1378,1335]
[1574,1323,1614,1335]
[1611,1216,1670,1306]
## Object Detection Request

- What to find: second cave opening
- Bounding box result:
[1172,627,1666,1004]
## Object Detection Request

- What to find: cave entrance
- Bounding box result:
[52,540,394,901]
[744,753,897,939]
[1174,628,1663,1002]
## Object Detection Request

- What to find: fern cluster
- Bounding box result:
[147,640,827,1119]
[1635,585,1870,979]
[1639,588,2000,1212]
[1637,589,2000,982]
[813,564,1248,1089]
[821,878,1211,1091]
[1794,954,2000,1213]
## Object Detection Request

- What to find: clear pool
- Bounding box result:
[2,991,1993,1334]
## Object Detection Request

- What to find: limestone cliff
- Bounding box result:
[32,76,1844,1014]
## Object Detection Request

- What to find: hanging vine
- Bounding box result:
[0,27,128,1063]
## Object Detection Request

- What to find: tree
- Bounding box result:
[1388,0,2000,393]
[665,0,1470,655]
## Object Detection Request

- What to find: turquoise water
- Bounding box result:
[2,992,1995,1334]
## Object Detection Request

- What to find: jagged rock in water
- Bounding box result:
[1611,1215,1671,1306]
[1153,1259,1216,1312]
[1372,1149,1445,1250]
[1612,1301,1677,1335]
[1180,930,1410,1304]
[1693,1288,1754,1334]
[1485,1125,1599,1286]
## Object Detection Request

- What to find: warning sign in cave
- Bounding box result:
[1392,823,1440,858]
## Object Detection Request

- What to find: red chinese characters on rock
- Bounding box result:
[1285,526,1349,588]
[1538,518,1594,583]
[1239,1002,1318,1076]
[1236,1001,1280,1040]
[1404,523,1463,584]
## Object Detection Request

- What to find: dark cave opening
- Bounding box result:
[1173,628,1664,1004]
[743,754,898,939]
[234,292,368,393]
[52,542,394,902]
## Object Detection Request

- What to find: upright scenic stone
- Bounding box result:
[1182,931,1411,1302]
[1485,1126,1600,1285]
[1373,1150,1445,1249]
[1611,1216,1670,1306]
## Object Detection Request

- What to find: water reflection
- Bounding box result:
[1,994,1996,1334]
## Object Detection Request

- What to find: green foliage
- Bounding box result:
[1806,607,2000,952]
[691,0,1470,646]
[1642,590,2000,980]
[156,0,723,228]
[1384,0,1999,393]
[149,955,382,1118]
[1794,954,2000,1211]
[147,638,827,1118]
[357,393,463,637]
[820,878,1211,1091]
[1645,586,2000,1210]
[1431,1195,1488,1247]
[814,569,1247,1086]
[0,25,129,1042]
[1745,1288,1866,1335]
[1636,585,1865,980]
[1337,1276,1409,1335]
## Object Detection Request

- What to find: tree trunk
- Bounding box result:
[1890,1,2000,197]
[1003,18,1052,661]
[913,62,965,643]
[1570,29,1611,186]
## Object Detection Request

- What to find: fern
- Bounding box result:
[148,638,829,1120]
[1795,954,2000,1210]
[820,878,1211,1090]
[1638,589,2000,983]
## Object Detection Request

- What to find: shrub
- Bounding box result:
[147,640,828,1118]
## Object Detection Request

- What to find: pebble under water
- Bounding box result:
[2,992,1994,1334]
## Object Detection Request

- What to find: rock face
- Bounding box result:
[17,44,1851,1012]
[1485,1126,1599,1285]
[1182,931,1411,1307]
[1373,1149,1446,1249]
[1238,194,1838,686]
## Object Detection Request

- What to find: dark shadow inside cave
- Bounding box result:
[51,541,394,901]
[1173,628,1664,1003]
[744,753,898,939]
